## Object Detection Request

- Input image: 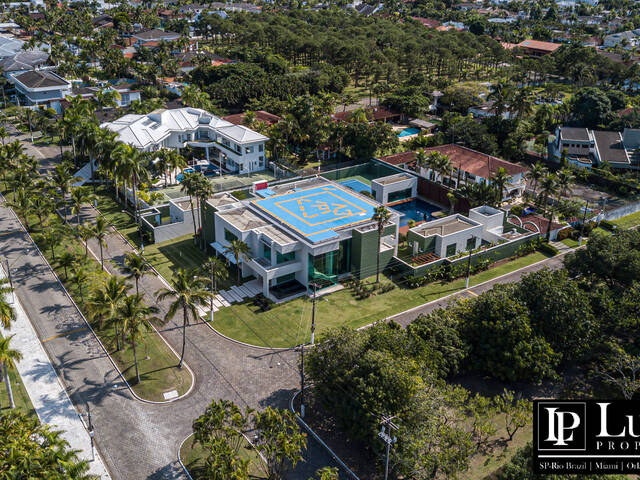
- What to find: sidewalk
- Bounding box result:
[0,265,111,479]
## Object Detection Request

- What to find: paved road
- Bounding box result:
[0,199,336,479]
[390,253,568,327]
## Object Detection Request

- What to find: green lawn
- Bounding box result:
[561,237,579,248]
[93,186,140,245]
[0,365,37,419]
[4,196,193,403]
[180,434,266,479]
[212,251,551,348]
[612,210,640,230]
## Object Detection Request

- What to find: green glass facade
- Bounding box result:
[308,239,351,284]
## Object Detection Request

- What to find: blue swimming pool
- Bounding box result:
[398,127,420,138]
[338,179,371,194]
[393,198,440,226]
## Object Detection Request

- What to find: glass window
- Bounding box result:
[259,144,264,152]
[276,251,295,264]
[245,146,254,154]
[276,272,296,284]
[224,228,237,242]
[262,243,271,261]
[446,243,457,257]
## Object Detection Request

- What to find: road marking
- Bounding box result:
[41,327,88,343]
[466,290,478,297]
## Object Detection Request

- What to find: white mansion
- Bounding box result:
[102,107,269,174]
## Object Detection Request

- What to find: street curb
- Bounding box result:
[8,205,189,406]
[380,247,577,325]
[177,434,195,480]
[289,389,360,480]
[83,240,196,405]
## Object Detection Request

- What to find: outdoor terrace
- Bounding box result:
[414,217,475,237]
[217,207,269,231]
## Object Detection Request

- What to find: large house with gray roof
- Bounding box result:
[102,107,269,173]
[10,70,71,113]
[551,126,640,169]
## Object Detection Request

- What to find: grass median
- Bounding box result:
[0,364,37,419]
[211,251,552,348]
[4,195,192,403]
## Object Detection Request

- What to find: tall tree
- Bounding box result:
[86,276,131,349]
[224,240,250,285]
[201,256,228,322]
[373,206,391,283]
[156,268,212,368]
[90,216,111,269]
[0,278,16,328]
[122,252,155,295]
[0,335,22,409]
[118,294,159,384]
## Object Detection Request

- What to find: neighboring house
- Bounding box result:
[0,34,25,58]
[511,39,561,56]
[102,107,269,174]
[92,14,114,29]
[332,105,403,123]
[551,126,640,169]
[411,17,441,28]
[0,49,49,77]
[68,83,141,107]
[603,30,640,49]
[130,29,181,47]
[208,2,262,13]
[175,51,232,72]
[223,110,282,127]
[468,100,512,119]
[382,144,527,200]
[11,70,71,113]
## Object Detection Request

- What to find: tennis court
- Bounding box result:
[338,178,372,194]
[252,184,377,241]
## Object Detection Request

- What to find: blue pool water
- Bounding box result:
[177,165,220,182]
[176,173,184,182]
[338,179,371,194]
[393,198,440,226]
[398,127,420,137]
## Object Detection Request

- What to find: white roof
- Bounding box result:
[102,114,170,149]
[217,124,269,144]
[102,107,267,149]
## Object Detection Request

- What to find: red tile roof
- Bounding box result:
[223,110,282,126]
[516,39,560,53]
[411,16,440,28]
[332,105,401,122]
[379,151,415,166]
[510,213,564,234]
[421,144,527,178]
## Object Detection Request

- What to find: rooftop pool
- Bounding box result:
[392,198,440,226]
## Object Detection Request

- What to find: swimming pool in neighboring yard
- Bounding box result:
[392,198,441,226]
[398,127,420,137]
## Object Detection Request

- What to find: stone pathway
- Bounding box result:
[0,265,111,479]
[550,240,573,254]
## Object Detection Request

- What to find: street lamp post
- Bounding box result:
[465,235,476,289]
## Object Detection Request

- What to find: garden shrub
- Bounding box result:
[537,242,559,256]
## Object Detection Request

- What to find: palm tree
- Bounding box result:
[118,294,159,384]
[491,167,511,203]
[90,216,110,269]
[195,175,214,249]
[69,188,94,225]
[122,252,155,295]
[540,173,558,240]
[556,168,575,199]
[71,265,88,303]
[0,278,16,328]
[201,256,228,322]
[86,276,130,349]
[112,144,149,224]
[41,227,61,262]
[180,172,201,242]
[77,224,93,258]
[51,162,76,221]
[155,268,212,368]
[0,335,23,409]
[526,162,547,197]
[224,240,250,285]
[415,148,428,174]
[373,206,391,283]
[58,252,76,281]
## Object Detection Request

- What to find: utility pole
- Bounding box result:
[465,235,476,289]
[379,415,398,480]
[579,200,589,247]
[299,343,305,418]
[310,281,317,345]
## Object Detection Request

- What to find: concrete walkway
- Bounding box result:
[0,265,111,479]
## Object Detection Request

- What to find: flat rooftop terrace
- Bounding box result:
[415,217,475,237]
[373,173,414,185]
[251,183,378,242]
